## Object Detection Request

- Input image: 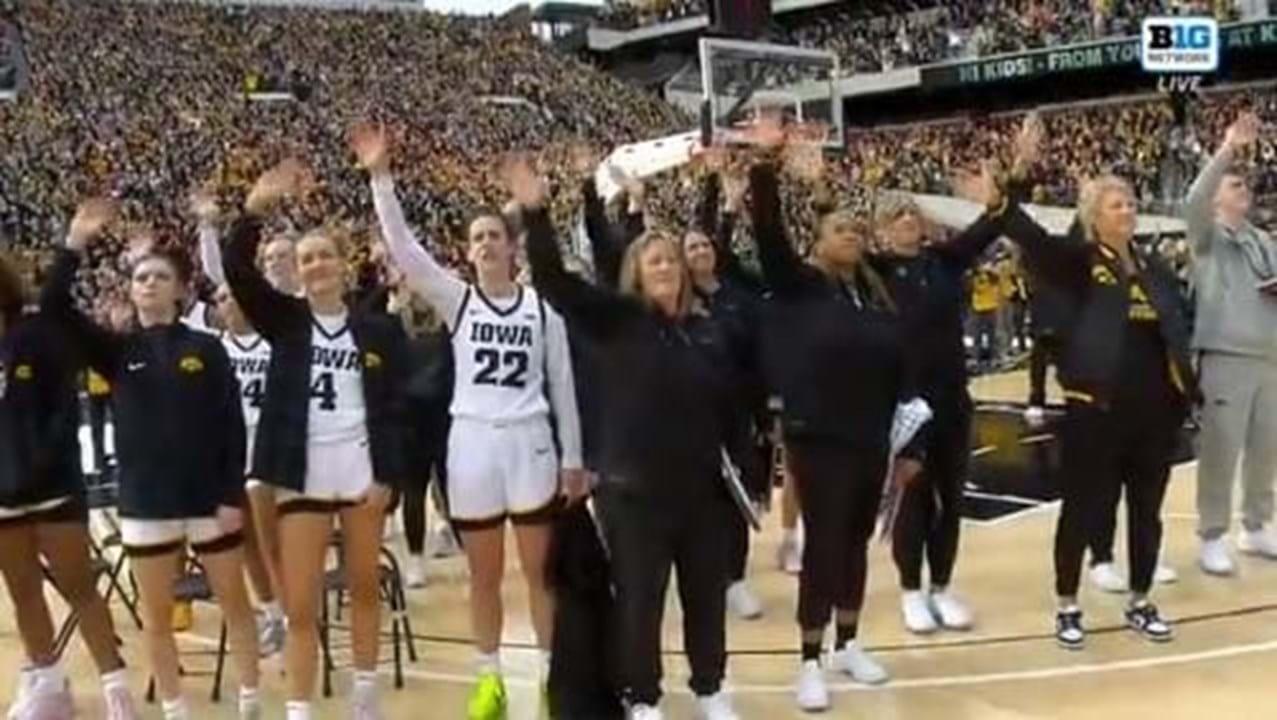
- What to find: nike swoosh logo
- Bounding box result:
[534,447,551,456]
[127,363,147,372]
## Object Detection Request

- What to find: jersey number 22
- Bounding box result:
[473,349,528,389]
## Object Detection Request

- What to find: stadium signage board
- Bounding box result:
[920,19,1276,89]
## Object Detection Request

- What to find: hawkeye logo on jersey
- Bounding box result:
[1141,17,1219,73]
[179,356,205,374]
[363,352,383,370]
[14,364,33,381]
[1091,265,1118,286]
[470,322,534,348]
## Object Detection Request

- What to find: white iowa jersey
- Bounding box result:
[308,313,369,446]
[222,332,271,434]
[450,285,551,423]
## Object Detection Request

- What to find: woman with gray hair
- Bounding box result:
[1001,169,1197,650]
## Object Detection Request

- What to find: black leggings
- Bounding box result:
[402,415,449,556]
[1054,399,1180,598]
[788,441,888,631]
[88,394,110,471]
[892,403,972,591]
[599,482,731,706]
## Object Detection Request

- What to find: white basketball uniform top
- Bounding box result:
[451,285,555,423]
[222,331,271,472]
[181,300,217,335]
[307,312,369,446]
[370,174,584,470]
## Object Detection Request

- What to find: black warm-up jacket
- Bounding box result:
[222,215,409,492]
[1000,204,1198,410]
[44,250,245,519]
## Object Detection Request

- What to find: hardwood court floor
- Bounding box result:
[4,369,1277,718]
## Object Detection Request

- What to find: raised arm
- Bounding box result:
[505,156,638,340]
[1000,203,1090,295]
[748,162,822,297]
[42,200,124,379]
[1184,113,1258,252]
[351,123,469,324]
[191,189,227,287]
[222,214,306,341]
[581,176,628,290]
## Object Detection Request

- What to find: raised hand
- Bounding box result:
[502,153,548,210]
[124,226,157,265]
[67,198,117,252]
[1013,111,1046,170]
[189,187,220,223]
[1223,112,1260,152]
[783,135,827,184]
[952,159,1003,209]
[607,162,646,204]
[349,122,391,174]
[741,111,787,151]
[246,157,313,215]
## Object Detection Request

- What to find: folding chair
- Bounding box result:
[318,539,418,696]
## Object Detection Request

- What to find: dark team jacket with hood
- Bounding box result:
[1001,203,1198,410]
[44,250,245,519]
[222,215,409,492]
[0,307,84,509]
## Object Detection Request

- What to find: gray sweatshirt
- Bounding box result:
[1184,145,1277,362]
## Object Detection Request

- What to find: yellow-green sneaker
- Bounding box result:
[467,671,507,720]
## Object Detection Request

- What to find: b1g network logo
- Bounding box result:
[1141,16,1220,73]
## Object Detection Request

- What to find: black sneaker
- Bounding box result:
[1126,601,1174,643]
[1055,608,1085,650]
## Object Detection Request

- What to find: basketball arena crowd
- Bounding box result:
[2,1,1277,720]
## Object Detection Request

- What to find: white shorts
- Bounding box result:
[0,496,73,521]
[447,415,559,528]
[121,517,240,556]
[297,436,374,503]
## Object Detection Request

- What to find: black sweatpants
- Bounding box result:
[892,399,972,591]
[88,394,110,472]
[402,413,450,556]
[787,441,888,631]
[598,482,731,705]
[1054,399,1180,598]
[1028,334,1060,407]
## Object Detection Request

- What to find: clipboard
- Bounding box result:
[721,447,762,532]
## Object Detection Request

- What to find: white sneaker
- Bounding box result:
[629,703,664,720]
[835,641,889,685]
[696,692,740,720]
[104,683,141,720]
[794,660,829,713]
[726,581,763,620]
[778,534,802,575]
[6,670,33,720]
[1024,405,1047,428]
[1155,564,1179,584]
[429,528,460,558]
[258,614,287,657]
[1088,562,1128,593]
[901,590,938,634]
[929,590,974,630]
[1238,529,1277,559]
[1199,538,1236,576]
[404,554,427,589]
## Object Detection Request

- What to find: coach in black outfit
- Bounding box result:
[516,156,757,720]
[1001,170,1196,649]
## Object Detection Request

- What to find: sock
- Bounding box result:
[161,697,189,720]
[835,623,858,650]
[476,652,500,674]
[783,528,799,545]
[32,663,66,695]
[285,700,312,720]
[260,601,283,622]
[801,641,822,663]
[353,670,378,702]
[101,668,128,692]
[239,686,260,713]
